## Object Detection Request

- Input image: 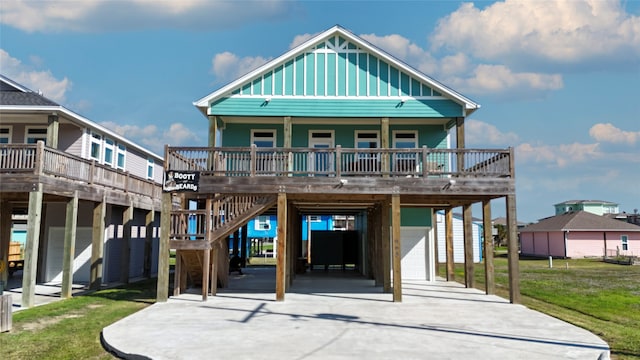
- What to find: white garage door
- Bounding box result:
[45,227,93,283]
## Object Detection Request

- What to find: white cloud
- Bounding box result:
[101,121,201,154]
[516,142,601,168]
[360,33,439,75]
[211,52,271,84]
[446,64,563,96]
[466,119,519,147]
[431,0,640,69]
[0,0,292,33]
[289,33,319,49]
[589,123,640,145]
[0,49,71,102]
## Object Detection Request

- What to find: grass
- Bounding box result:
[2,257,638,359]
[439,257,640,359]
[0,278,157,359]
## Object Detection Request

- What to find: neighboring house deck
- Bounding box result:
[0,75,163,308]
[157,25,521,304]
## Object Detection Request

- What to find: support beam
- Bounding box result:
[22,183,43,308]
[47,114,59,149]
[381,118,389,175]
[0,201,12,288]
[240,224,248,267]
[506,194,521,304]
[208,116,218,147]
[144,209,155,278]
[483,200,495,295]
[156,192,171,302]
[276,193,287,301]
[210,246,217,296]
[432,208,439,276]
[120,201,133,284]
[61,191,78,299]
[463,204,474,288]
[202,249,210,301]
[445,208,455,281]
[381,199,391,293]
[90,196,106,290]
[456,117,465,172]
[391,194,402,302]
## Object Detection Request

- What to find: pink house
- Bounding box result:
[520,211,640,258]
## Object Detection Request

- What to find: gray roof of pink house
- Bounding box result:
[521,211,640,232]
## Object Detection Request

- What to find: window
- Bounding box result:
[147,158,154,179]
[104,138,114,166]
[116,143,126,169]
[309,215,321,222]
[355,131,380,149]
[255,216,271,230]
[393,131,418,149]
[0,127,11,144]
[90,132,102,160]
[622,235,629,251]
[251,130,276,147]
[25,127,47,144]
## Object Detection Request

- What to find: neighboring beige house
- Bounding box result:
[1,75,163,308]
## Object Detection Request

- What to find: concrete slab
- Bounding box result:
[102,267,610,360]
[2,271,88,312]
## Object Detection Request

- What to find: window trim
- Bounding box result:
[25,126,48,145]
[392,130,418,149]
[0,126,12,144]
[354,130,380,149]
[116,143,126,170]
[104,137,115,166]
[255,216,271,230]
[90,132,102,161]
[147,158,155,180]
[251,129,277,148]
[621,235,629,251]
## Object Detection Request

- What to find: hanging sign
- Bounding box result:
[163,171,200,192]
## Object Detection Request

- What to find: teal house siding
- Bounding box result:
[401,208,433,227]
[210,98,462,118]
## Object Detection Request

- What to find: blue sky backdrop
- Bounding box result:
[1,0,639,222]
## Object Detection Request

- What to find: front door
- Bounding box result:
[308,131,334,175]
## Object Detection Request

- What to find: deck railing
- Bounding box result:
[166,145,513,178]
[0,142,162,198]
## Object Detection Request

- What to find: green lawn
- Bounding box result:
[1,257,638,359]
[439,257,640,359]
[0,279,157,359]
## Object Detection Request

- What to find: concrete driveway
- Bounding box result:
[102,267,609,359]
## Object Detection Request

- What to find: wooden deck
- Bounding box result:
[0,142,162,209]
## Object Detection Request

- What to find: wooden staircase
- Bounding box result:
[170,194,277,298]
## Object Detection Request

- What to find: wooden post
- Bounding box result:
[173,251,182,296]
[381,118,389,176]
[120,200,133,284]
[381,198,391,293]
[506,194,520,304]
[483,200,495,295]
[0,201,12,288]
[202,248,210,301]
[445,208,455,281]
[240,224,248,267]
[456,117,465,172]
[210,246,217,296]
[1,294,11,332]
[208,116,218,147]
[276,192,287,301]
[143,209,155,278]
[391,194,402,302]
[47,114,59,149]
[22,183,43,308]
[156,192,171,302]
[463,204,474,288]
[432,208,439,275]
[61,191,78,299]
[90,196,106,290]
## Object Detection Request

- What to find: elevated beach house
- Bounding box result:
[158,25,520,303]
[0,75,163,308]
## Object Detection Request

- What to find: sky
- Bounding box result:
[1,0,639,223]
